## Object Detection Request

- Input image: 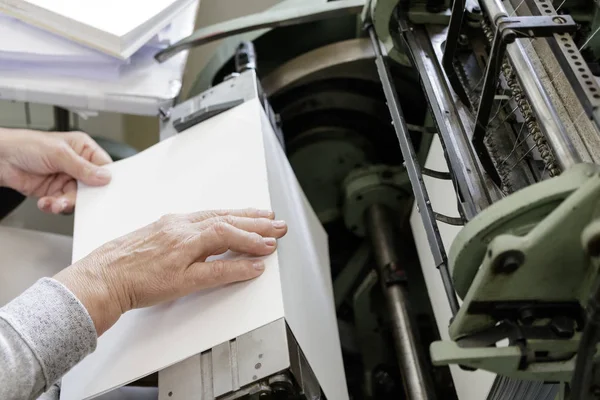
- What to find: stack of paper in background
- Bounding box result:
[0,0,195,81]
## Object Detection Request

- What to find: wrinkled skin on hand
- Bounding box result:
[55,208,288,335]
[0,128,112,214]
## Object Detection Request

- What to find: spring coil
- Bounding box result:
[481,19,560,178]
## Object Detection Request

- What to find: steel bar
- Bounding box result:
[441,0,470,106]
[368,26,460,314]
[365,204,436,400]
[401,23,494,218]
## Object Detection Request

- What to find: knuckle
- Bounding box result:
[220,215,235,225]
[250,232,263,247]
[212,221,229,237]
[158,213,178,226]
[54,141,71,157]
[71,131,91,142]
[209,260,227,280]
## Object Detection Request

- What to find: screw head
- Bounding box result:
[553,16,567,24]
[492,250,525,274]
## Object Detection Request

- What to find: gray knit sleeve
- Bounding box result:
[0,278,97,400]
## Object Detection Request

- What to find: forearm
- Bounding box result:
[0,278,97,400]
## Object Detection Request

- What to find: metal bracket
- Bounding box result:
[432,163,600,381]
[472,15,577,186]
[158,319,321,400]
[525,0,600,123]
[441,0,470,106]
[173,99,245,133]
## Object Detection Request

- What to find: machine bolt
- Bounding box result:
[553,16,567,25]
[458,34,469,46]
[550,316,575,338]
[492,251,525,274]
[519,308,536,325]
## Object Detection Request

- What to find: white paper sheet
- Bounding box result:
[62,99,347,400]
[260,112,349,400]
[0,227,72,306]
[62,100,283,399]
[0,0,197,115]
[0,0,194,58]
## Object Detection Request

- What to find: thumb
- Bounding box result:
[56,146,112,186]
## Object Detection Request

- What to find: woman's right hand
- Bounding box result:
[54,208,287,336]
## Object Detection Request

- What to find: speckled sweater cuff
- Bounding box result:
[0,277,97,389]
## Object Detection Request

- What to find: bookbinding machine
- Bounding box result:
[148,0,600,398]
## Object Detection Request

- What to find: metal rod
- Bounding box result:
[368,26,460,314]
[480,0,582,170]
[472,28,512,186]
[365,204,436,400]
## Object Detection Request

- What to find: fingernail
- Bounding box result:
[59,200,68,212]
[95,168,111,179]
[259,210,274,218]
[39,199,49,209]
[272,220,286,229]
[263,237,277,246]
[253,261,265,271]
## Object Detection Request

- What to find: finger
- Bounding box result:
[188,208,275,223]
[188,208,275,222]
[39,191,76,214]
[182,259,266,292]
[55,145,111,186]
[199,223,278,258]
[64,131,113,166]
[207,216,287,239]
[38,181,77,214]
[46,173,72,197]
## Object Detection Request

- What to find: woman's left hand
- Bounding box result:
[0,128,112,214]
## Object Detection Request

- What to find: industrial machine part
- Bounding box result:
[149,0,600,397]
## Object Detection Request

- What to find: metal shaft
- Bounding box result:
[480,0,582,170]
[365,204,436,400]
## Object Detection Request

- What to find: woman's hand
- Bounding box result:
[54,208,288,336]
[0,128,112,214]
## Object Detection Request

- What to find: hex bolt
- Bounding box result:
[493,251,525,274]
[550,316,575,338]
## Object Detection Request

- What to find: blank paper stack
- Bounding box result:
[0,0,195,81]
